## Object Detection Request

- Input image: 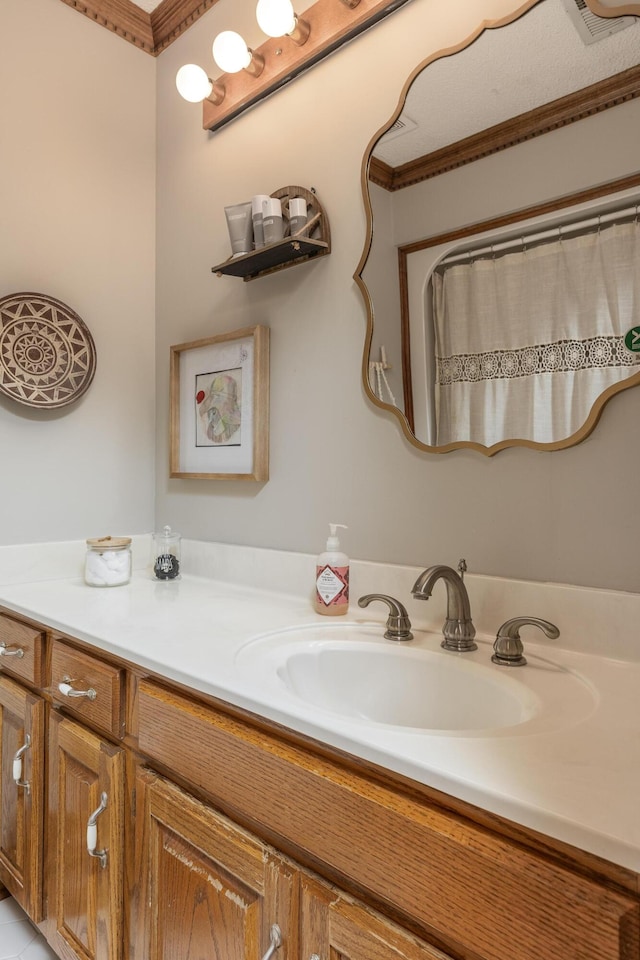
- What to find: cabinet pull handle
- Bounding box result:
[0,642,24,659]
[59,676,97,701]
[261,925,282,960]
[87,791,108,868]
[12,734,31,792]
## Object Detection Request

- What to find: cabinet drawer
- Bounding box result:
[0,613,46,686]
[137,679,640,960]
[51,639,124,738]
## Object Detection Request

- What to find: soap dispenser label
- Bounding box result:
[316,565,349,606]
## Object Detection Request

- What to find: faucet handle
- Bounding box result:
[492,617,560,666]
[358,594,413,642]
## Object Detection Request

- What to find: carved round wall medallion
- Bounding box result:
[0,292,97,408]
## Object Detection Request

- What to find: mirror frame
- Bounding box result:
[354,0,640,455]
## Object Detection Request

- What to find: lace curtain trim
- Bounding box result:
[437,334,639,385]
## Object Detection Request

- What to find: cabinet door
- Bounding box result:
[133,767,298,960]
[301,874,453,960]
[0,675,45,921]
[48,712,125,960]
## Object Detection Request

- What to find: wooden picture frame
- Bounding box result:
[170,325,269,481]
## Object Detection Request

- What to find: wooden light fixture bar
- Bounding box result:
[202,0,413,133]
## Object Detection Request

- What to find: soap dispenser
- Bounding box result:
[315,524,349,616]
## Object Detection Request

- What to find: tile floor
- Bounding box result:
[0,897,56,960]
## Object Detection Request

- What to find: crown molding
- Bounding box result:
[584,0,640,14]
[151,0,221,54]
[58,0,222,56]
[369,63,640,191]
[59,0,640,58]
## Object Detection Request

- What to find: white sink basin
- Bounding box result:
[235,623,596,735]
[280,642,537,730]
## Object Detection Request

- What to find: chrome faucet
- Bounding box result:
[411,564,477,652]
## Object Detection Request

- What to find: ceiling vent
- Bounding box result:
[378,114,418,144]
[560,0,637,44]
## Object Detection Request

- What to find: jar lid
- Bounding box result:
[153,525,180,541]
[86,536,132,550]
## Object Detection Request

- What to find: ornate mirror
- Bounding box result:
[356,0,640,455]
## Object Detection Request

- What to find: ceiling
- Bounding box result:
[374,0,640,166]
[367,0,640,191]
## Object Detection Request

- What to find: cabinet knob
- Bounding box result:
[261,925,282,960]
[87,791,108,868]
[0,642,24,658]
[59,676,97,701]
[12,733,31,792]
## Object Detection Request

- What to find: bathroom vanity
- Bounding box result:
[0,544,638,960]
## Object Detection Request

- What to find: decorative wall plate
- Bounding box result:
[0,292,97,408]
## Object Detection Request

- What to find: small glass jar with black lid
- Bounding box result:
[151,525,181,581]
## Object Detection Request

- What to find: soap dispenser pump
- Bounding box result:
[315,523,349,616]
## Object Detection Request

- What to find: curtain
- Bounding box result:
[431,220,640,446]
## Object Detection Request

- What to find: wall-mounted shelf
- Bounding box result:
[212,186,330,282]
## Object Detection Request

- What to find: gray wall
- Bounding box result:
[0,0,156,544]
[1,0,637,594]
[155,0,640,592]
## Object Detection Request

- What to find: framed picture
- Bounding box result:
[169,325,269,481]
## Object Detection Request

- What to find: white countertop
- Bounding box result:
[0,556,638,874]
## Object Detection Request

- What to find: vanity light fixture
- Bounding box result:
[256,0,310,45]
[212,31,265,77]
[177,0,413,131]
[176,63,225,105]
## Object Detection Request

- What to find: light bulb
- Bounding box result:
[213,31,251,73]
[256,0,296,37]
[176,64,213,103]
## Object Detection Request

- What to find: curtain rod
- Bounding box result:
[438,201,640,268]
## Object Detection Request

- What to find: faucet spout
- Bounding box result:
[411,564,477,652]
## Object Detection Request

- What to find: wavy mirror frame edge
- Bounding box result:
[354,0,640,456]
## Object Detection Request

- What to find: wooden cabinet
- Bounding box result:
[0,674,45,921]
[133,768,298,960]
[300,873,452,960]
[47,712,125,960]
[133,765,455,960]
[0,604,638,960]
[136,679,640,960]
[0,615,129,960]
